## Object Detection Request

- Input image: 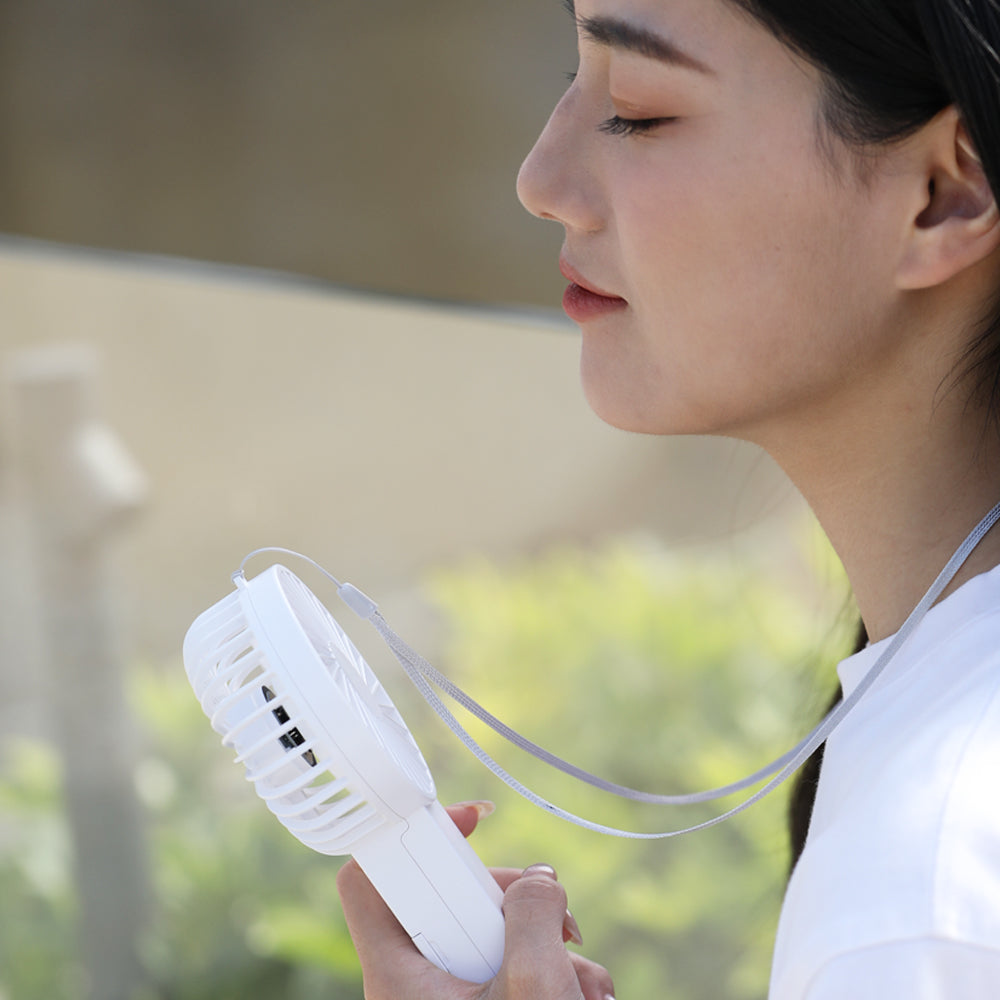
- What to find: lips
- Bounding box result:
[559,258,627,324]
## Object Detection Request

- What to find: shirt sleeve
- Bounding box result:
[801,938,1000,1000]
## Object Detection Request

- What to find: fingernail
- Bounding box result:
[562,909,584,946]
[453,800,496,821]
[522,863,557,878]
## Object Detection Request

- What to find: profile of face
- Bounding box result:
[517,0,923,445]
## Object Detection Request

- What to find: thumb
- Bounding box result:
[500,865,578,988]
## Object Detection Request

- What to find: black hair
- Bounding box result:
[786,624,865,872]
[725,0,1000,869]
[731,0,1000,429]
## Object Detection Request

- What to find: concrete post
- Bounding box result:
[6,344,150,1000]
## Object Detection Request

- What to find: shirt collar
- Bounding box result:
[837,560,1000,698]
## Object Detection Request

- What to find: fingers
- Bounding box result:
[571,952,617,1000]
[502,864,570,957]
[447,806,583,956]
[337,803,498,996]
[446,800,496,839]
[497,864,589,999]
[338,810,617,1000]
[496,865,614,999]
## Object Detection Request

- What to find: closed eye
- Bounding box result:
[598,114,675,137]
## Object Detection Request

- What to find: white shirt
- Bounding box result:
[769,563,1000,999]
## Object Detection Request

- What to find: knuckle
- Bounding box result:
[499,962,535,997]
[508,871,569,909]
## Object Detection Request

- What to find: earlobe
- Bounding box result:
[896,111,1000,291]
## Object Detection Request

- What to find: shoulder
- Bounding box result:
[770,595,1000,998]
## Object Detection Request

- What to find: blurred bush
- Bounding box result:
[0,538,850,999]
[421,540,850,999]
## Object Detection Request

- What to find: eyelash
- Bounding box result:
[598,115,674,137]
[562,71,674,137]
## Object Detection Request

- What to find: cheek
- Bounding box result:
[597,157,891,433]
[635,136,883,321]
[614,158,808,377]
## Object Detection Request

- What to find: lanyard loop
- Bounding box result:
[238,500,1000,839]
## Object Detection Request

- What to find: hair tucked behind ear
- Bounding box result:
[732,0,1000,427]
[726,0,1000,865]
[918,1,1000,425]
[918,1,1000,199]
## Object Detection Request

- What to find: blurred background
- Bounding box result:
[0,3,854,999]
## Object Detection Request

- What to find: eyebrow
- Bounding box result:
[562,0,713,75]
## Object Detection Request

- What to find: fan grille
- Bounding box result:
[184,586,387,854]
[278,569,436,802]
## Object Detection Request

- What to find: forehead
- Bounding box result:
[569,0,739,44]
[569,0,802,78]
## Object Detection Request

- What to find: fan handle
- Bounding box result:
[352,800,505,982]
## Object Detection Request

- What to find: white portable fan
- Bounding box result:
[182,564,505,983]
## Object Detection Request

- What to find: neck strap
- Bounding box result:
[238,500,1000,839]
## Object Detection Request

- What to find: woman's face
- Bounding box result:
[517,0,915,443]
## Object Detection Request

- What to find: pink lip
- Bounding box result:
[558,258,627,323]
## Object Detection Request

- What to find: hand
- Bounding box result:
[336,803,616,1000]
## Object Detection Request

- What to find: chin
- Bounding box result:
[581,375,665,435]
[580,346,646,429]
[581,373,745,439]
[580,361,697,436]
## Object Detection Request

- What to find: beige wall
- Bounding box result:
[0,1,576,306]
[0,241,810,670]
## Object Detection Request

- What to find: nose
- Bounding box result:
[516,86,604,234]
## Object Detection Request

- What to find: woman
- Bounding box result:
[337,1,1000,996]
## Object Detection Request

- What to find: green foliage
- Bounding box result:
[0,739,80,999]
[0,537,851,1000]
[418,540,851,1000]
[0,669,365,1000]
[131,660,365,1000]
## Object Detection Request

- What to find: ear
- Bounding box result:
[896,107,1000,290]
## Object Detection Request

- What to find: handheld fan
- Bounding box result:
[182,564,505,983]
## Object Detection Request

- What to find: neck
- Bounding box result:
[752,366,1000,643]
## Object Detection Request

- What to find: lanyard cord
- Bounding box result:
[239,500,1000,839]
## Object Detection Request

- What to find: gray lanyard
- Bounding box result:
[239,500,1000,839]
